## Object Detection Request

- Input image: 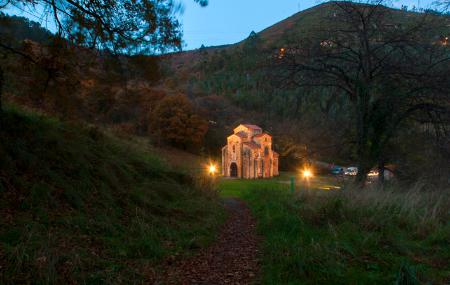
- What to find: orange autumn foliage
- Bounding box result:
[151,94,208,148]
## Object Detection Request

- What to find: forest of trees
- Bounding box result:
[0,3,211,149]
[166,1,450,185]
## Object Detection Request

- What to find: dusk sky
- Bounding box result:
[5,0,435,51]
[179,0,316,49]
[179,0,432,50]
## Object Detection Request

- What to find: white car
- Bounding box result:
[344,167,358,176]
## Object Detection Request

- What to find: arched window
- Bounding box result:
[232,145,235,153]
[264,146,269,156]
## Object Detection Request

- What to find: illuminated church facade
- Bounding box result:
[222,124,279,179]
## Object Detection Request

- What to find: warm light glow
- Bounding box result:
[302,169,313,179]
[209,164,217,175]
[278,47,286,59]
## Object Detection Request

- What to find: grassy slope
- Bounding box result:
[0,106,224,284]
[219,178,450,284]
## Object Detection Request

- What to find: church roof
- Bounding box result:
[244,142,260,149]
[235,131,248,138]
[228,132,246,140]
[243,124,262,130]
[253,133,271,138]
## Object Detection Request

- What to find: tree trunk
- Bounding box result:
[356,154,371,185]
[0,66,4,126]
[378,158,385,187]
[354,89,371,186]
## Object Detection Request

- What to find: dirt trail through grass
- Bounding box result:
[159,198,261,284]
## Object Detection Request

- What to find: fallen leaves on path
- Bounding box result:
[158,198,261,284]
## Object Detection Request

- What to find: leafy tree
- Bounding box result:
[151,94,208,148]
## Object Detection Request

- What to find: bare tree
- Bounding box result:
[272,1,450,183]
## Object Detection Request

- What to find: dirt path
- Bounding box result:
[158,198,261,284]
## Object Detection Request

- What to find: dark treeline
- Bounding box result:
[0,12,53,46]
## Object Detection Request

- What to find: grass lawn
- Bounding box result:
[219,171,342,198]
[218,175,450,284]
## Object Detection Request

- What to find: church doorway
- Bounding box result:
[230,162,238,177]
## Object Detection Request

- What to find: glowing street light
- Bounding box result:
[298,167,313,192]
[302,168,313,179]
[208,164,217,176]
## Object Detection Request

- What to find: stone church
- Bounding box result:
[222,124,279,178]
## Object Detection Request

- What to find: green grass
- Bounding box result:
[0,106,225,284]
[219,177,450,284]
[219,178,288,198]
[218,172,342,197]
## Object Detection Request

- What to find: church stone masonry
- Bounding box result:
[222,124,279,178]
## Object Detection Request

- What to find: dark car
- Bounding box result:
[331,166,344,175]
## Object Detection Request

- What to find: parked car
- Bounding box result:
[344,167,358,176]
[331,166,344,175]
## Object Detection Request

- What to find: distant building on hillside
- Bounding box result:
[222,124,279,179]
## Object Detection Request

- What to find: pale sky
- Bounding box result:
[4,0,436,51]
[179,0,434,50]
[178,0,319,49]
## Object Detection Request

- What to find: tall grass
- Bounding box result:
[227,179,450,284]
[298,184,450,236]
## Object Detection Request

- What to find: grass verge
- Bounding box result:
[0,106,225,284]
[219,178,450,284]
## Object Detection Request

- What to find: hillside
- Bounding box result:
[0,106,224,284]
[164,2,431,79]
[161,2,450,174]
[1,2,448,176]
[163,3,334,71]
[0,12,53,47]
